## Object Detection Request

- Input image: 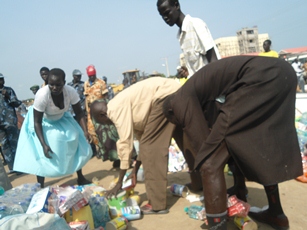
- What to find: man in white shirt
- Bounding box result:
[157,0,220,78]
[156,0,217,193]
[292,58,305,92]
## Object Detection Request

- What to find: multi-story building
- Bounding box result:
[215,27,269,58]
[215,36,240,57]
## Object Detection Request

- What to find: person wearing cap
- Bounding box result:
[102,76,115,100]
[30,85,40,95]
[0,73,22,174]
[68,69,86,116]
[84,65,108,146]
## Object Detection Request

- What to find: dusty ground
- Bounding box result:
[7,157,307,230]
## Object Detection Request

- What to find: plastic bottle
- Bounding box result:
[90,198,104,228]
[137,166,145,182]
[300,112,307,125]
[184,205,206,220]
[89,195,110,228]
[10,204,24,215]
[0,186,5,196]
[120,206,141,221]
[17,201,28,213]
[0,205,9,219]
[297,129,307,152]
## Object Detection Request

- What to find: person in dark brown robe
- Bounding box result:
[163,56,302,230]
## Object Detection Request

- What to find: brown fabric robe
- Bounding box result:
[167,56,302,185]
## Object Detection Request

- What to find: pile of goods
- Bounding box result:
[0,180,142,230]
[295,112,307,182]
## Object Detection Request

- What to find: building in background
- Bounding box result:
[214,36,240,57]
[215,27,269,57]
[279,47,307,63]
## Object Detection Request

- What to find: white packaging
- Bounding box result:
[137,167,145,182]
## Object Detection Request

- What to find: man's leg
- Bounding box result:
[37,176,45,188]
[0,160,12,190]
[0,145,7,165]
[227,158,248,202]
[172,126,202,191]
[140,100,175,212]
[76,169,91,185]
[0,126,19,171]
[249,184,289,229]
[298,75,305,93]
[199,141,230,230]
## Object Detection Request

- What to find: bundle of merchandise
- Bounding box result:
[168,139,186,172]
[1,177,146,230]
[227,195,257,230]
[62,185,110,229]
[0,183,41,219]
[295,112,307,182]
[184,204,206,221]
[105,174,142,230]
[0,184,71,230]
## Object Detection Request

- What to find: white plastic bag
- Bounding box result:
[0,213,70,230]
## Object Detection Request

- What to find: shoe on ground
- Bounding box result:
[141,204,169,215]
[249,209,289,230]
[8,169,24,176]
[77,178,92,186]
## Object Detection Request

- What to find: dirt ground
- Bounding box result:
[7,157,307,230]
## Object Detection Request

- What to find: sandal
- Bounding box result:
[141,204,169,215]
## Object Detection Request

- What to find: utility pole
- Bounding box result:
[162,57,170,77]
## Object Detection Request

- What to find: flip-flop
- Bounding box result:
[141,204,169,215]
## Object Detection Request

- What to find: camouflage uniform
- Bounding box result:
[67,80,86,116]
[0,86,21,170]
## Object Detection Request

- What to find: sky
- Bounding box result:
[1,0,306,100]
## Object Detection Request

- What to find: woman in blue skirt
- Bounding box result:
[14,68,92,187]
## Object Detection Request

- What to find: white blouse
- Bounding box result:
[34,85,79,120]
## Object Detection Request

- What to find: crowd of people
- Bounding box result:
[0,0,304,229]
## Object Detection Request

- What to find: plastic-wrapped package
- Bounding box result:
[89,195,110,228]
[51,186,86,215]
[184,205,206,221]
[0,183,44,219]
[26,187,59,215]
[227,195,250,217]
